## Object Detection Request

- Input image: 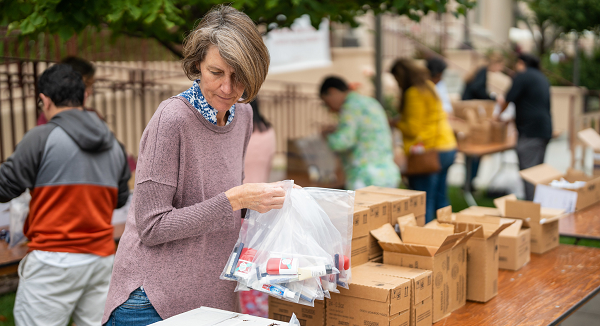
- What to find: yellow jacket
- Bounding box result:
[397,82,457,155]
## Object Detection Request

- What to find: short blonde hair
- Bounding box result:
[181,5,269,103]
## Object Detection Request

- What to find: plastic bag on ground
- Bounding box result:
[221,181,354,306]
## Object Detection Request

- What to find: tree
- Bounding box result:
[517,0,600,56]
[0,0,475,58]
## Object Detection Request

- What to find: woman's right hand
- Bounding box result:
[225,182,286,213]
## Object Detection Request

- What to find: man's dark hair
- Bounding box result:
[319,76,349,96]
[60,56,95,80]
[38,64,85,107]
[518,53,540,70]
[426,57,447,77]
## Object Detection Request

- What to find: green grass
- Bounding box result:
[560,236,600,248]
[0,292,15,326]
[447,186,496,212]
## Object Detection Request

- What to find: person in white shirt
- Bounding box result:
[426,57,453,114]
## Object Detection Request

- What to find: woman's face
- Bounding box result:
[198,46,245,111]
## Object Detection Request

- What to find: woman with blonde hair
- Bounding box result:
[391,59,457,223]
[103,6,284,325]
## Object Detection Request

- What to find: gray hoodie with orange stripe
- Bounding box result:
[0,109,130,256]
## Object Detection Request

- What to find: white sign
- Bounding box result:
[264,15,331,74]
[533,184,578,213]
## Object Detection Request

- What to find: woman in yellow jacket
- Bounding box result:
[391,59,457,223]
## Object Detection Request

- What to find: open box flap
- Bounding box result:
[500,218,524,237]
[455,214,510,238]
[519,164,563,185]
[460,206,501,217]
[436,206,452,223]
[453,227,477,248]
[454,222,485,239]
[402,226,454,247]
[564,168,593,182]
[504,199,541,222]
[493,194,517,216]
[577,128,600,151]
[371,223,402,244]
[379,241,436,257]
[540,207,567,224]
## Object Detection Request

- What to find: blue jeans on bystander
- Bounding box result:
[104,288,162,326]
[408,149,457,223]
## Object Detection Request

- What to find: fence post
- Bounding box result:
[375,14,384,105]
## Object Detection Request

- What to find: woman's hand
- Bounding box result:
[225,182,286,213]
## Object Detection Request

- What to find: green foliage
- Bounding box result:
[542,49,600,90]
[524,0,600,33]
[0,0,475,57]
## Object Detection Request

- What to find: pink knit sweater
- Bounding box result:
[102,96,252,322]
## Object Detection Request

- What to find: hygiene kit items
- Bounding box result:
[221,180,354,307]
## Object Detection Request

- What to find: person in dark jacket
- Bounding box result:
[0,64,130,326]
[461,53,505,190]
[499,53,552,200]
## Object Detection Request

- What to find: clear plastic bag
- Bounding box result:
[221,181,354,306]
[9,190,30,248]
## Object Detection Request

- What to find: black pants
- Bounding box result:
[516,136,550,201]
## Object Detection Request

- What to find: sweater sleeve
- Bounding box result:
[134,180,235,246]
[133,100,236,246]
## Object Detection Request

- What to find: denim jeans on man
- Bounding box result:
[104,288,162,326]
[408,150,456,223]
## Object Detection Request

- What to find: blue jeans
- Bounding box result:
[408,150,457,223]
[104,288,162,326]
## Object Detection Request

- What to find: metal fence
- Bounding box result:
[0,57,331,162]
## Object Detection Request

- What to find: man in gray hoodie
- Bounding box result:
[0,64,130,326]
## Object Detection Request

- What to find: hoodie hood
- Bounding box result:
[49,109,114,152]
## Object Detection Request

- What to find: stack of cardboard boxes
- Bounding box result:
[373,222,476,322]
[269,186,428,325]
[450,100,509,145]
[328,262,433,326]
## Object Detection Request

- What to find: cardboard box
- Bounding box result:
[355,196,391,259]
[353,207,370,239]
[354,199,387,230]
[327,268,411,326]
[415,215,425,227]
[452,215,513,302]
[358,186,426,217]
[157,306,296,326]
[356,262,433,326]
[498,218,531,270]
[490,121,508,143]
[452,100,495,121]
[269,296,325,326]
[578,128,600,177]
[495,195,564,254]
[355,191,411,223]
[352,236,368,267]
[370,255,383,263]
[457,204,531,271]
[376,226,474,322]
[520,163,600,211]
